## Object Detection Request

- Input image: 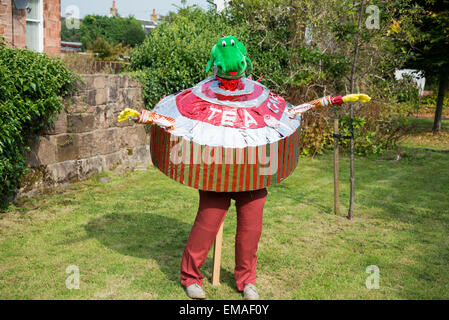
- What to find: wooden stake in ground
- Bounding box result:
[347,0,365,220]
[212,222,224,286]
[333,119,340,215]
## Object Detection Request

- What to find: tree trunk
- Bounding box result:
[333,119,340,215]
[433,72,448,133]
[347,0,365,220]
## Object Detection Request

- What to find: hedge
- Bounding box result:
[0,39,77,209]
[129,7,409,157]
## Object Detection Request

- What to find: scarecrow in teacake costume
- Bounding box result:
[118,36,370,300]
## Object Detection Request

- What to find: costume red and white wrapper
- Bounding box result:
[147,76,341,192]
[138,109,175,130]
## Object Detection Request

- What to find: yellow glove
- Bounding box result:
[342,94,371,103]
[118,108,140,122]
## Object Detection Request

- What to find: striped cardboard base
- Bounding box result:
[150,125,301,192]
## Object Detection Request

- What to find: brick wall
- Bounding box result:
[0,0,27,49]
[21,74,152,196]
[0,0,13,44]
[43,0,60,55]
[0,0,60,55]
[12,5,25,48]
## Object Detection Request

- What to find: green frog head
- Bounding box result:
[205,36,253,80]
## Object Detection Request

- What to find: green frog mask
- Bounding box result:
[205,36,253,80]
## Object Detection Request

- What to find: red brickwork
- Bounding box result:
[0,0,60,55]
[12,6,26,48]
[0,0,13,45]
[43,0,60,55]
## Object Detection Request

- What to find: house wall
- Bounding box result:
[43,0,60,55]
[0,0,60,55]
[12,4,26,48]
[0,0,15,45]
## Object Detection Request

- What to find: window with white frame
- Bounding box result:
[26,0,43,52]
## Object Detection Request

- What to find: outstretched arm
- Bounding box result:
[118,108,176,130]
[288,94,371,116]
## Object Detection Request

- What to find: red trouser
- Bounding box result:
[181,188,268,291]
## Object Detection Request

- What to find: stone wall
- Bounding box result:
[21,74,151,196]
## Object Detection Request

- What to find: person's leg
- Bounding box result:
[181,190,231,288]
[233,188,268,291]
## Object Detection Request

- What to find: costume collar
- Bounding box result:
[216,76,244,91]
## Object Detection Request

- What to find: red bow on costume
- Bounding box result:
[216,76,245,91]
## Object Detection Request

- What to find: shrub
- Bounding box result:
[421,91,449,109]
[337,103,411,155]
[81,15,146,50]
[130,6,349,107]
[298,102,411,157]
[61,18,82,42]
[87,37,130,61]
[0,43,77,209]
[129,7,250,106]
[130,6,409,156]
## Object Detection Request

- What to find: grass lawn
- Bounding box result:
[1,119,448,300]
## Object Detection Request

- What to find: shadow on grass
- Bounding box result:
[85,212,235,288]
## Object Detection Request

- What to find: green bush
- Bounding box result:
[130,6,350,107]
[421,91,449,108]
[129,7,250,106]
[299,102,411,157]
[129,6,408,156]
[337,106,411,156]
[0,43,77,209]
[61,18,82,43]
[87,37,130,61]
[81,15,146,51]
